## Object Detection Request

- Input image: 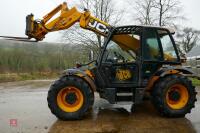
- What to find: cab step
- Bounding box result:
[101,88,145,104]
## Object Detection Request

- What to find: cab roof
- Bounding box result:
[114,25,175,35]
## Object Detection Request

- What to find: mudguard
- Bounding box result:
[155,66,194,77]
[146,66,199,91]
[62,68,97,92]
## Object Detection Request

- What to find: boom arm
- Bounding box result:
[26,2,140,52]
[26,2,111,41]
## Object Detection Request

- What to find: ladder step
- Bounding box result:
[116,96,132,101]
[116,93,133,96]
[117,88,133,93]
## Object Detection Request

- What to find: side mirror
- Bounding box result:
[88,50,94,61]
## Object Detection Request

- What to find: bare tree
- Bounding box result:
[131,0,184,27]
[153,0,184,26]
[176,28,200,54]
[61,0,124,55]
[132,0,156,25]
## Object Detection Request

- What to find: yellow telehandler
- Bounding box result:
[2,2,199,120]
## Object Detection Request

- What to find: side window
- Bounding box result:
[143,29,162,61]
[102,34,140,63]
[158,30,178,61]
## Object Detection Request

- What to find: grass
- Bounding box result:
[0,72,59,83]
[191,78,200,87]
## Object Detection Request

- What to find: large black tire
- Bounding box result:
[47,76,94,120]
[151,75,197,117]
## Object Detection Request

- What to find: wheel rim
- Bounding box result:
[57,86,84,112]
[166,84,189,110]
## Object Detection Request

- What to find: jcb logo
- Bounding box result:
[88,19,109,34]
[116,69,132,81]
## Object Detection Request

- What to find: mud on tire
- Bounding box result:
[151,75,197,117]
[47,76,94,120]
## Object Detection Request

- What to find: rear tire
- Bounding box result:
[47,76,94,120]
[151,75,197,117]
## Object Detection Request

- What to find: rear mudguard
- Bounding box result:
[62,68,97,92]
[146,66,198,91]
[155,66,194,77]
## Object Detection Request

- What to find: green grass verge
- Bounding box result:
[0,72,59,83]
[191,78,200,87]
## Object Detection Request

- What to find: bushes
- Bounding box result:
[0,40,88,73]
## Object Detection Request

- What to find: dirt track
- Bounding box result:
[0,80,199,133]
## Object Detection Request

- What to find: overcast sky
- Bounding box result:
[0,0,199,42]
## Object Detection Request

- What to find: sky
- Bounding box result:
[0,0,199,43]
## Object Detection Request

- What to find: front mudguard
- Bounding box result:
[62,69,97,92]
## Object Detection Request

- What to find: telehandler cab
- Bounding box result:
[4,2,198,120]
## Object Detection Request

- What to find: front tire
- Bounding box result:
[47,76,94,120]
[151,75,197,117]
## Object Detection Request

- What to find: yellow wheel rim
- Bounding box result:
[166,84,189,110]
[57,86,84,112]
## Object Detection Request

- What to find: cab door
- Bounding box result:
[97,36,140,88]
[141,28,180,82]
[141,28,163,81]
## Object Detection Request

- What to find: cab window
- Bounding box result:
[158,30,178,62]
[102,34,140,64]
[143,29,162,61]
